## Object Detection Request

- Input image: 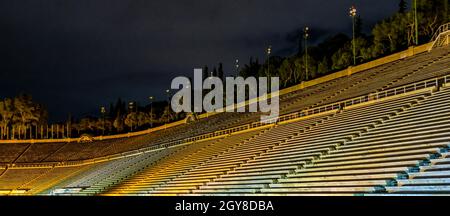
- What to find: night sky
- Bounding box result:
[0,0,401,122]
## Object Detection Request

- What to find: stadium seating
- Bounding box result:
[144,115,329,195]
[0,46,447,166]
[107,130,264,195]
[191,91,430,195]
[374,86,450,195]
[49,146,184,195]
[262,89,448,195]
[0,44,449,196]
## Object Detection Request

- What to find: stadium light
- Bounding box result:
[414,0,419,45]
[304,26,309,80]
[128,102,134,111]
[128,102,135,131]
[100,106,106,135]
[266,45,272,88]
[266,46,272,75]
[149,96,154,128]
[349,5,357,65]
[165,89,171,125]
[235,59,239,77]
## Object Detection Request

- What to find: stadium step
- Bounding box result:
[277,173,399,183]
[269,180,389,188]
[287,167,409,178]
[296,161,419,173]
[199,184,267,190]
[205,179,274,185]
[385,186,450,193]
[409,171,450,179]
[421,164,450,172]
[261,187,380,193]
[192,188,260,194]
[397,178,450,186]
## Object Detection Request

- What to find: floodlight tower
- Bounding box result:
[235,59,239,77]
[148,96,154,128]
[266,45,272,77]
[349,5,357,65]
[266,45,272,89]
[414,0,419,45]
[100,106,106,135]
[304,26,309,80]
[128,102,135,131]
[165,89,171,124]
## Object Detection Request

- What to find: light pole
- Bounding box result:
[266,45,272,77]
[100,106,106,135]
[235,59,239,77]
[266,45,272,89]
[304,27,309,80]
[414,0,419,45]
[349,5,357,65]
[148,96,154,128]
[128,102,134,131]
[165,89,170,124]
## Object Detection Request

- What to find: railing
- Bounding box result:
[430,22,450,50]
[431,22,450,42]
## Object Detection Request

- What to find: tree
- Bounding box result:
[239,57,261,78]
[259,56,284,78]
[371,0,447,55]
[446,0,449,22]
[304,54,317,80]
[399,0,407,13]
[35,104,48,127]
[218,63,224,80]
[125,111,149,130]
[416,0,449,41]
[113,113,125,132]
[0,98,14,134]
[331,43,353,70]
[355,16,363,38]
[124,112,138,130]
[147,111,157,127]
[212,67,217,77]
[371,13,412,55]
[112,98,126,118]
[12,94,47,130]
[317,57,329,75]
[13,94,38,127]
[315,34,350,60]
[96,118,112,134]
[108,103,115,119]
[292,58,305,82]
[77,117,97,132]
[202,65,209,81]
[277,54,318,85]
[331,37,372,70]
[160,107,175,123]
[278,58,297,87]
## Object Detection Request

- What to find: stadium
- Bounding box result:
[0,1,449,199]
[0,24,449,196]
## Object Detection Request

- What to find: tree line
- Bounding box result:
[0,95,48,139]
[239,0,448,88]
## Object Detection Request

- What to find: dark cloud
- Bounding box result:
[0,0,399,122]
